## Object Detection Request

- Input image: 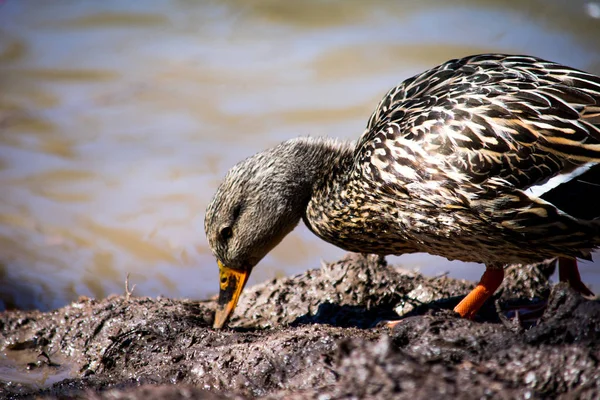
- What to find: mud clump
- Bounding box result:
[1,253,599,399]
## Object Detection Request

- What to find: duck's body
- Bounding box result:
[306,54,600,265]
[205,54,600,328]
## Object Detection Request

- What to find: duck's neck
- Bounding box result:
[285,136,354,196]
[271,136,354,221]
[274,137,413,255]
[278,138,355,244]
[274,137,400,254]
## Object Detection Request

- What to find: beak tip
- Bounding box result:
[212,317,225,330]
[213,306,233,330]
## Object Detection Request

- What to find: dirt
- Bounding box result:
[1,253,599,399]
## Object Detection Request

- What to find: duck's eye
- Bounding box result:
[220,226,233,241]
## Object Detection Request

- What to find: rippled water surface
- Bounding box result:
[1,0,600,310]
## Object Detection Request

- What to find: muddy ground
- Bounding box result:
[1,253,599,399]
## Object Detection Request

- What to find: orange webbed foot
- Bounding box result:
[453,267,505,319]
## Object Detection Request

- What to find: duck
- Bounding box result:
[204,54,600,329]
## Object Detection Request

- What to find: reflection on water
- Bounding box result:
[0,0,599,310]
[0,349,77,389]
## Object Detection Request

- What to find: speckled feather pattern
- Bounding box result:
[304,54,600,266]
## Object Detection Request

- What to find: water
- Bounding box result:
[1,0,599,311]
[0,349,77,389]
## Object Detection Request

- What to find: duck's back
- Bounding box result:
[351,54,600,263]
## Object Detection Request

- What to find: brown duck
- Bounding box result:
[204,54,600,329]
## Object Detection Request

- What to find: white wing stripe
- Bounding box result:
[525,162,596,198]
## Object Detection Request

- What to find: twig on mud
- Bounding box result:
[432,271,450,279]
[38,350,61,367]
[495,299,524,334]
[125,273,136,300]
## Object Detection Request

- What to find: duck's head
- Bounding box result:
[204,141,318,329]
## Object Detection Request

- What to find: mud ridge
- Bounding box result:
[1,253,599,399]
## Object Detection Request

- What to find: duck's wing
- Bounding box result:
[355,54,600,224]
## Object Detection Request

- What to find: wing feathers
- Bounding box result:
[357,53,600,223]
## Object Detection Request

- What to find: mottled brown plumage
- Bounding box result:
[206,54,600,328]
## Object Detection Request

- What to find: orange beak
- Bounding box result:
[213,261,250,329]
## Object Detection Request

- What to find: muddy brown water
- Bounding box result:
[1,1,600,313]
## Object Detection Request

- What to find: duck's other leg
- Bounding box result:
[558,257,595,297]
[454,266,504,319]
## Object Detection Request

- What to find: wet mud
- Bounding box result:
[1,253,599,399]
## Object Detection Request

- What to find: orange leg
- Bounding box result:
[558,257,594,297]
[386,266,504,329]
[454,267,505,319]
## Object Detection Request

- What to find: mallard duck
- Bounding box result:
[205,54,600,329]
